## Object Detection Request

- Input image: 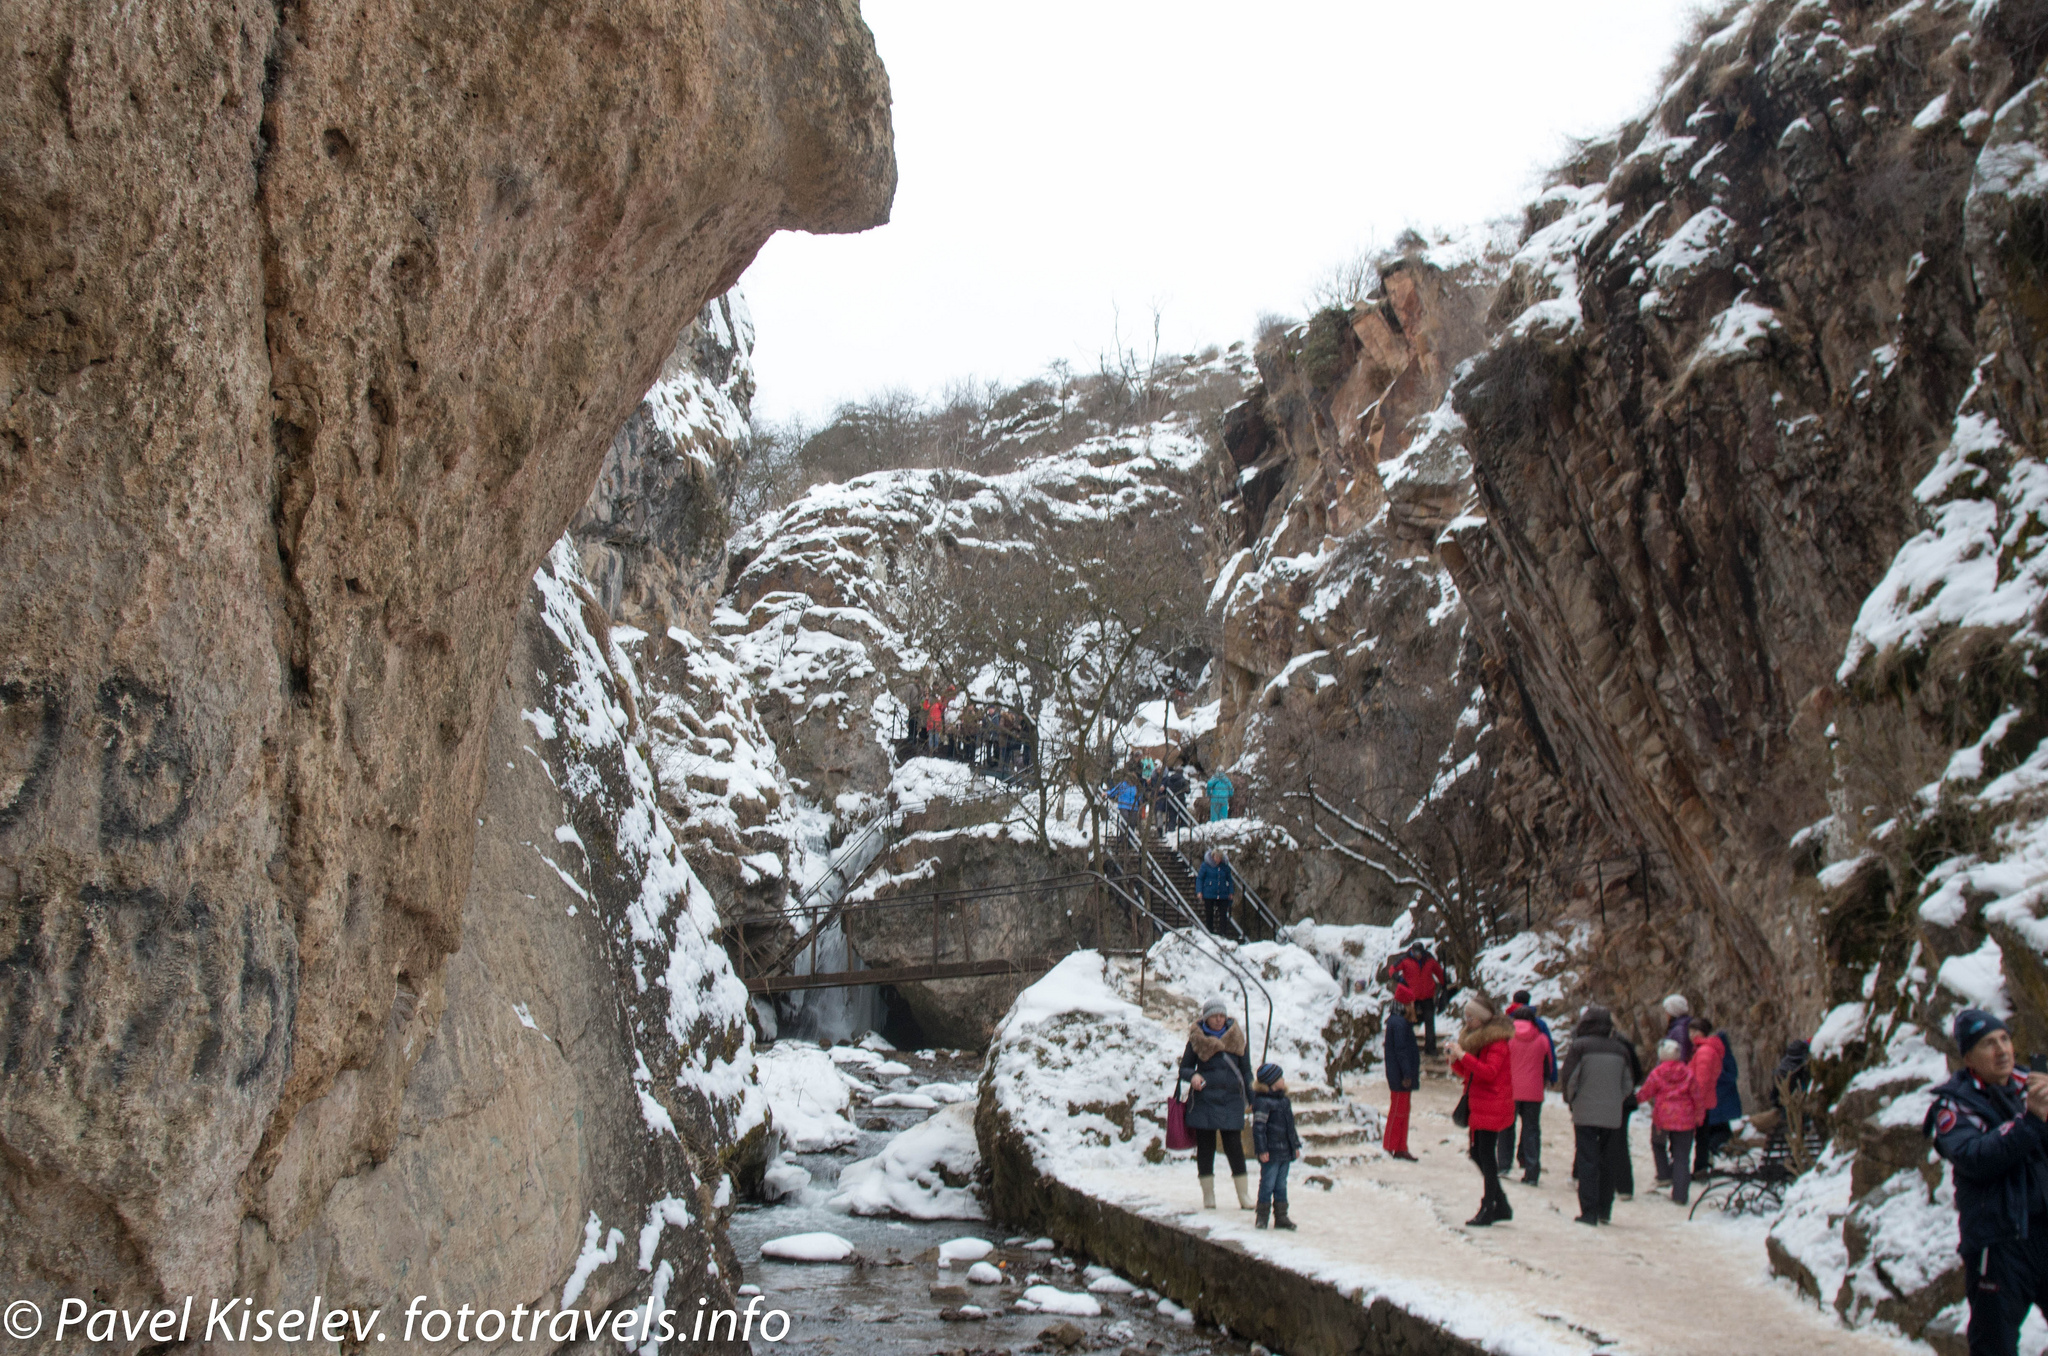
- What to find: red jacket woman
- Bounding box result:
[1452,1015,1517,1132]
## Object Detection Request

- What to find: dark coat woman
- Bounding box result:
[1178,998,1254,1210]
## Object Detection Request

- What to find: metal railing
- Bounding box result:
[736,778,1012,983]
[1147,787,1282,938]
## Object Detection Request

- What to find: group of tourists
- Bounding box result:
[908,690,1033,773]
[1164,946,2048,1354]
[1382,979,1755,1229]
[1173,997,1300,1230]
[1107,757,1236,834]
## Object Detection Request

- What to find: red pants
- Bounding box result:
[1385,1091,1412,1155]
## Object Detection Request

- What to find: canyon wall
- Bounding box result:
[0,0,892,1338]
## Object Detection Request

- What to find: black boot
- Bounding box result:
[1255,1201,1269,1228]
[1466,1197,1496,1227]
[1274,1202,1296,1231]
[1490,1186,1513,1223]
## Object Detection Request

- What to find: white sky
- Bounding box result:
[742,1,1704,427]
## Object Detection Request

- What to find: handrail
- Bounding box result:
[1108,871,1275,1067]
[748,777,1010,980]
[1148,788,1282,938]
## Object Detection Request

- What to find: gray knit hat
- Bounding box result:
[1200,995,1229,1019]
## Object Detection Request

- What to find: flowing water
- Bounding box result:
[729,1047,1259,1356]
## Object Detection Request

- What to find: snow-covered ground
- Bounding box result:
[989,958,1930,1355]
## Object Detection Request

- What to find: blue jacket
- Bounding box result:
[1928,1067,2048,1253]
[1196,860,1233,899]
[1111,781,1138,810]
[1707,1035,1742,1125]
[1252,1089,1302,1162]
[1207,774,1233,801]
[1384,1006,1420,1091]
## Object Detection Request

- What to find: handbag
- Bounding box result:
[1165,1081,1195,1151]
[1452,1090,1471,1129]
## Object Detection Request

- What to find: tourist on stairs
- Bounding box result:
[1384,987,1421,1161]
[1178,996,1255,1212]
[1561,1004,1633,1225]
[1451,996,1516,1226]
[1498,1004,1555,1185]
[1637,1040,1702,1205]
[1252,1063,1301,1230]
[1926,1008,2048,1356]
[1206,769,1234,821]
[1196,849,1236,935]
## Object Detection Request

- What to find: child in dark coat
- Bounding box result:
[1252,1063,1303,1229]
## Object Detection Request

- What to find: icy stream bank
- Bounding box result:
[737,1040,1264,1355]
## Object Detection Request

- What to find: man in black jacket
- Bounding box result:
[1928,1008,2048,1355]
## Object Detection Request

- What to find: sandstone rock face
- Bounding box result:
[1203,247,1577,941]
[575,294,758,638]
[0,0,891,1333]
[1444,0,1997,1074]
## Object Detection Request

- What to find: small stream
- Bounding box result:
[729,1046,1260,1356]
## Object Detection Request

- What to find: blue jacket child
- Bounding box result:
[1251,1063,1302,1229]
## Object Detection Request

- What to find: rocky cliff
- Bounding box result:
[0,0,892,1339]
[1201,0,2048,1345]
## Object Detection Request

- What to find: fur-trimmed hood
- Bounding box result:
[1459,1016,1515,1054]
[1188,1017,1247,1059]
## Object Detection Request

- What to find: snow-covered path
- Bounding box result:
[1064,1076,1929,1356]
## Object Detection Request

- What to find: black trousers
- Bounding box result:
[1469,1128,1505,1204]
[1574,1125,1620,1221]
[1418,994,1439,1054]
[1615,1106,1636,1195]
[1694,1120,1733,1173]
[1497,1101,1542,1176]
[1967,1221,2048,1356]
[1201,894,1232,932]
[1192,1126,1246,1177]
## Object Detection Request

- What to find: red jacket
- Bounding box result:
[1390,953,1446,1001]
[1637,1059,1703,1132]
[1508,1019,1552,1103]
[1688,1036,1725,1129]
[1451,1020,1516,1131]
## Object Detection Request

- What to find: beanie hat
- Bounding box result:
[1200,995,1229,1019]
[1464,995,1495,1025]
[1664,994,1690,1017]
[1955,1008,2009,1057]
[1257,1063,1284,1086]
[1393,984,1417,1004]
[1658,1039,1681,1062]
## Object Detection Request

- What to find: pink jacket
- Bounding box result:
[1638,1059,1702,1132]
[1688,1037,1725,1128]
[1508,1019,1552,1103]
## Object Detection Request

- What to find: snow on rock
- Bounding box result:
[828,1101,985,1220]
[760,1232,856,1263]
[754,1043,859,1151]
[966,1261,1004,1285]
[871,1092,939,1110]
[527,539,764,1149]
[1016,1286,1103,1317]
[938,1237,995,1265]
